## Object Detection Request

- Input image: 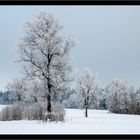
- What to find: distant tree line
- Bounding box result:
[0,90,15,105]
[106,79,140,115]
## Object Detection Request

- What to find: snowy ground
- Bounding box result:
[0,105,140,134]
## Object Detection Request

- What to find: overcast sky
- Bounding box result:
[0,6,140,90]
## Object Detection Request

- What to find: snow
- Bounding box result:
[0,105,140,134]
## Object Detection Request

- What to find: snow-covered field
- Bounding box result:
[0,105,140,134]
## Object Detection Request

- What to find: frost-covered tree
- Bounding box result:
[128,86,137,114]
[106,79,131,114]
[106,79,140,115]
[61,88,79,108]
[76,68,98,117]
[17,11,75,119]
[66,92,80,108]
[6,77,27,103]
[91,88,108,110]
[134,87,140,114]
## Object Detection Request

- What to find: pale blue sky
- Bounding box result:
[0,6,140,90]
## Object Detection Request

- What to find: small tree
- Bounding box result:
[76,68,98,117]
[6,77,27,103]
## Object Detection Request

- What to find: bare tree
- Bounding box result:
[76,68,98,117]
[17,11,75,119]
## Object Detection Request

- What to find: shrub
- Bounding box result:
[0,101,65,122]
[22,102,43,120]
[0,103,24,121]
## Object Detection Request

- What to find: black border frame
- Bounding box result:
[0,0,140,5]
[0,134,139,139]
[0,0,140,139]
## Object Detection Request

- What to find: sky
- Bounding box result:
[0,6,140,90]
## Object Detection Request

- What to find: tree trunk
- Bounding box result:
[85,108,88,117]
[47,77,52,113]
[84,99,88,117]
[47,94,51,113]
[47,46,52,114]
